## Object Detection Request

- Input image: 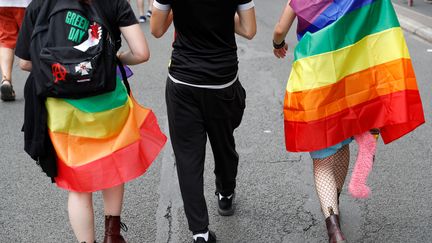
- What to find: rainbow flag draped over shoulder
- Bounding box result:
[284,0,425,152]
[46,74,167,192]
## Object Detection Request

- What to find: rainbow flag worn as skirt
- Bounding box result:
[285,0,425,152]
[46,75,167,192]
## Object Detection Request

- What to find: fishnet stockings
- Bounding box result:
[313,145,350,218]
[333,145,350,194]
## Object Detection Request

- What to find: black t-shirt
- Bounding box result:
[155,0,254,86]
[16,0,137,60]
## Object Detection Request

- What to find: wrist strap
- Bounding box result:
[273,39,286,49]
[116,58,131,95]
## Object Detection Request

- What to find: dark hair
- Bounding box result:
[78,0,91,4]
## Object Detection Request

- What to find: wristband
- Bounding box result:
[273,39,286,49]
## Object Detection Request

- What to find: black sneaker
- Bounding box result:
[193,230,216,243]
[138,16,147,23]
[145,10,152,18]
[216,191,235,216]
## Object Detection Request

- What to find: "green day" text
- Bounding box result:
[65,11,90,43]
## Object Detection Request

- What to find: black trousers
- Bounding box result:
[165,77,246,234]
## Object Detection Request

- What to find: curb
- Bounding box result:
[398,15,432,43]
[394,4,432,43]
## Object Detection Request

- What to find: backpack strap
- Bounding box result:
[92,1,130,94]
[116,58,131,95]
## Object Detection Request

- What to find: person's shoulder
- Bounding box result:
[27,0,45,9]
[25,0,47,14]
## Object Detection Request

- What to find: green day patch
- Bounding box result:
[64,10,102,53]
[65,11,90,43]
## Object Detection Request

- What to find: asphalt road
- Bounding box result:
[1,1,431,242]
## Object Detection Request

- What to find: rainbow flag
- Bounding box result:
[46,74,167,192]
[285,0,425,152]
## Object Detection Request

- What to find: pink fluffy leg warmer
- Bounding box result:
[348,131,377,198]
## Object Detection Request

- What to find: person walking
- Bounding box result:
[272,0,424,242]
[150,1,256,242]
[136,0,153,23]
[15,0,166,242]
[0,0,31,101]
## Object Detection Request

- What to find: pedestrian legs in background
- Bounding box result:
[68,184,127,243]
[313,145,349,242]
[145,0,153,19]
[136,0,154,23]
[0,47,16,100]
[399,0,415,6]
[0,7,26,101]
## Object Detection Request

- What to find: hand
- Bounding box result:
[273,43,288,58]
[116,51,125,61]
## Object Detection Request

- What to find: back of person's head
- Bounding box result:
[78,0,91,4]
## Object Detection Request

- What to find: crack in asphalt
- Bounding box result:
[156,121,182,243]
[277,200,320,239]
[302,210,318,232]
[294,204,318,232]
[264,155,303,164]
[164,203,173,243]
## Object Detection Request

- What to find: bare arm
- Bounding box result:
[20,26,148,70]
[150,5,173,38]
[272,1,296,58]
[19,59,32,72]
[235,7,256,40]
[118,24,150,65]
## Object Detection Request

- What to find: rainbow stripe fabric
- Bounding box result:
[285,0,425,152]
[46,74,167,192]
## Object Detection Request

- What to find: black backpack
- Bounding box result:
[30,0,121,98]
